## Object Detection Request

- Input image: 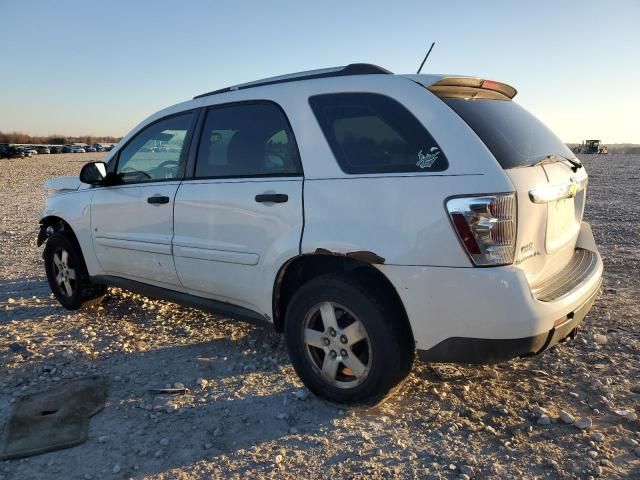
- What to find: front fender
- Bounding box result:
[39,190,103,276]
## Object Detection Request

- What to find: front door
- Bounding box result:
[91,112,195,288]
[173,102,304,314]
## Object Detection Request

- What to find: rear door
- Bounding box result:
[91,112,195,287]
[173,101,303,314]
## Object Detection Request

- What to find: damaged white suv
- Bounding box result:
[39,64,603,404]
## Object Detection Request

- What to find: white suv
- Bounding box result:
[39,64,603,404]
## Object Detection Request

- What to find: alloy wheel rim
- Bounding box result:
[302,301,372,389]
[52,248,77,297]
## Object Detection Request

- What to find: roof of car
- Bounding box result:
[193,63,393,99]
[191,64,514,102]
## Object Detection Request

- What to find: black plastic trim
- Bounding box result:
[255,193,288,203]
[92,275,269,326]
[193,63,392,99]
[417,279,601,364]
[182,173,303,182]
[184,108,206,179]
[147,195,170,204]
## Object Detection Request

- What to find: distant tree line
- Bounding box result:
[0,131,122,145]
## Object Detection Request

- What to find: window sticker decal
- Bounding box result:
[416,147,440,169]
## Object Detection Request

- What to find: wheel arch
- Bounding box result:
[38,215,80,247]
[37,215,92,275]
[272,254,414,343]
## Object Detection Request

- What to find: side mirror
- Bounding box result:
[79,161,107,185]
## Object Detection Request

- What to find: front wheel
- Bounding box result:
[44,232,107,310]
[284,273,414,405]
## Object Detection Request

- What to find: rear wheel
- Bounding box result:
[284,273,414,405]
[44,232,107,310]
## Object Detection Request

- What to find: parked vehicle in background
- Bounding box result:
[38,63,603,404]
[104,144,116,151]
[0,144,26,159]
[23,147,38,155]
[85,146,97,153]
[36,146,51,154]
[64,145,87,153]
[93,144,105,152]
[49,145,63,154]
[16,147,32,157]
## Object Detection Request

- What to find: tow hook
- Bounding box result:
[568,326,579,340]
[559,326,579,344]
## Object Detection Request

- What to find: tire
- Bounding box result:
[284,272,414,405]
[44,231,107,310]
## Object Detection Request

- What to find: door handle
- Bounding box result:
[255,193,288,203]
[147,195,170,204]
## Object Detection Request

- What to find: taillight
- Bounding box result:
[446,193,516,266]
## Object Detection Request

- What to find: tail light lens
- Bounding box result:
[446,193,517,266]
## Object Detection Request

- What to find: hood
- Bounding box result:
[44,176,82,193]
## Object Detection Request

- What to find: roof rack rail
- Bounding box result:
[193,63,392,100]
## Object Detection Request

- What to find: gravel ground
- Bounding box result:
[0,153,639,480]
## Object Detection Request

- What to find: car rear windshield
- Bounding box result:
[309,93,448,174]
[443,98,574,169]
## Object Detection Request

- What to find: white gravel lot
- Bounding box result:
[0,153,639,479]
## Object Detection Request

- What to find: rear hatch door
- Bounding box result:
[432,84,587,287]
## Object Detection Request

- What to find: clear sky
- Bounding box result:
[1,0,638,143]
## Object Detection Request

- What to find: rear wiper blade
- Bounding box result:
[555,153,583,172]
[533,153,583,172]
[565,156,583,172]
[532,154,562,167]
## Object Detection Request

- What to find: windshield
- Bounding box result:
[443,98,575,169]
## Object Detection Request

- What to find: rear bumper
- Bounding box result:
[416,277,600,363]
[377,222,603,363]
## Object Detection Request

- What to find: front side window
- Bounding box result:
[309,93,448,174]
[195,103,301,178]
[115,112,193,183]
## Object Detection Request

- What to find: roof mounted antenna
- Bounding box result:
[417,42,436,74]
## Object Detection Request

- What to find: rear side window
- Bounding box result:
[195,102,302,178]
[443,98,575,169]
[309,93,447,174]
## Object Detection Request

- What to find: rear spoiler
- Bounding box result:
[427,77,517,101]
